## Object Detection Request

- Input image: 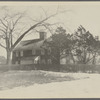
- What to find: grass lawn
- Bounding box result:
[0,70,100,98]
[0,70,89,91]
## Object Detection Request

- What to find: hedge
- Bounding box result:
[0,64,100,73]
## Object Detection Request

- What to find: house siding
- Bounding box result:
[12,36,53,65]
[12,48,51,65]
[21,59,33,64]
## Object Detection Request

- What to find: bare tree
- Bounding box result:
[0,13,24,64]
[0,7,67,65]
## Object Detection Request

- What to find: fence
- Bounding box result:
[0,64,100,73]
[10,64,60,72]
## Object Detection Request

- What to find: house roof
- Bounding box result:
[13,38,45,51]
[13,35,53,51]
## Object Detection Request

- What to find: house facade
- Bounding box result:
[12,32,52,65]
[12,31,77,65]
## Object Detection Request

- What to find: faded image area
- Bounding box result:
[0,1,100,98]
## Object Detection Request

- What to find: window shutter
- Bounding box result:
[16,51,19,57]
[32,50,36,55]
[20,51,23,56]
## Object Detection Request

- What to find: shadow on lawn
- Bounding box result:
[0,70,87,91]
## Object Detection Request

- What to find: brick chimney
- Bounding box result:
[39,31,47,40]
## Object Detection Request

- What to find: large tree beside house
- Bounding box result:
[48,26,100,65]
[49,26,72,64]
[71,25,100,64]
[0,8,64,65]
[0,13,24,64]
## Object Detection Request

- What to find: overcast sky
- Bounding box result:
[0,1,100,57]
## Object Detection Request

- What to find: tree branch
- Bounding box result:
[0,43,6,49]
[12,15,22,31]
[11,12,60,50]
[0,28,6,34]
[0,19,7,28]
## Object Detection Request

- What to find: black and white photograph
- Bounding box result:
[0,1,100,98]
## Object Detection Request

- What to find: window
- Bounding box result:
[16,51,19,57]
[36,50,40,55]
[41,49,45,55]
[41,59,45,64]
[23,50,32,57]
[20,51,23,56]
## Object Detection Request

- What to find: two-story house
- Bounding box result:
[12,32,52,65]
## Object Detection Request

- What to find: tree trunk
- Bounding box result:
[57,48,60,65]
[92,53,96,73]
[6,50,12,65]
[92,54,96,65]
[57,56,60,65]
[6,50,12,70]
[70,51,75,64]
